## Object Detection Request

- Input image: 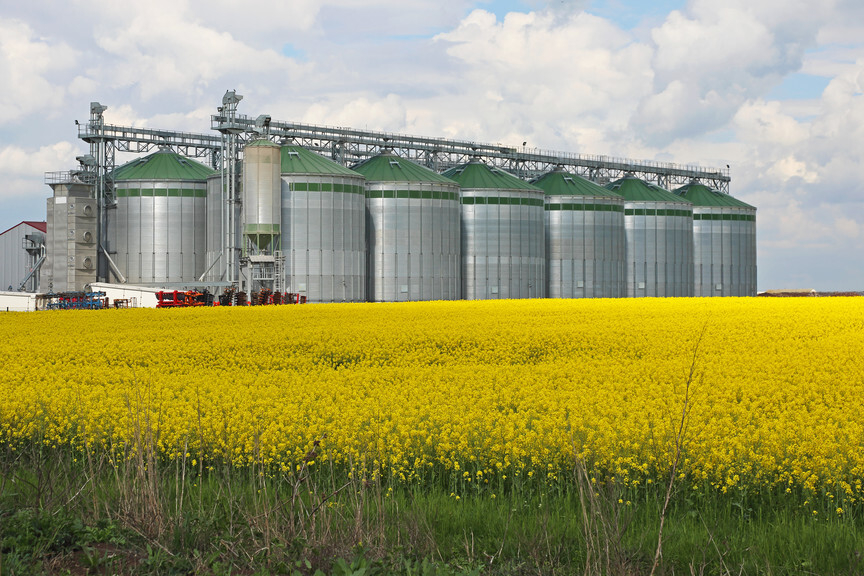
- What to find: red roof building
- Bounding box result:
[1,221,47,292]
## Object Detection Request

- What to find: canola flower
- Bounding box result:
[1,297,863,500]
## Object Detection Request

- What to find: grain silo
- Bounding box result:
[203,173,241,284]
[281,145,367,302]
[353,151,461,302]
[237,139,283,294]
[443,160,545,300]
[605,176,693,298]
[533,167,625,298]
[673,182,756,297]
[110,150,213,284]
[242,139,281,257]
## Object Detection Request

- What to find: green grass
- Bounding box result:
[1,444,863,575]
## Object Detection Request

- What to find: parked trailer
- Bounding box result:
[155,290,212,308]
[38,291,109,310]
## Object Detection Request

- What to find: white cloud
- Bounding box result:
[0,142,84,227]
[763,61,864,204]
[1,1,864,289]
[431,8,653,150]
[733,100,809,146]
[68,75,99,98]
[633,0,831,144]
[314,0,478,38]
[651,7,775,80]
[88,1,298,101]
[0,142,81,180]
[766,156,819,184]
[0,18,78,124]
[834,215,859,239]
[303,94,408,132]
[197,0,323,35]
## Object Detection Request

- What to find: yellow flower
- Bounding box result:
[0,297,862,502]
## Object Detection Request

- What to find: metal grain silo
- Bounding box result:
[281,145,367,302]
[203,173,241,284]
[110,150,213,284]
[534,167,625,298]
[443,160,545,300]
[673,182,756,297]
[353,151,461,302]
[243,139,281,256]
[605,176,693,298]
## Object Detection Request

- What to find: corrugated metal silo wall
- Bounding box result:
[282,174,368,302]
[693,207,757,296]
[623,202,694,297]
[204,174,241,283]
[365,181,461,302]
[110,180,207,284]
[461,189,545,300]
[545,196,626,298]
[204,174,223,282]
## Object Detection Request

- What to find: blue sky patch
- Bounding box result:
[767,73,831,101]
[704,129,737,144]
[479,0,533,20]
[282,44,307,61]
[586,0,685,29]
[477,0,684,28]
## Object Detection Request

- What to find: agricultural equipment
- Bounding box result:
[155,290,213,308]
[39,291,109,310]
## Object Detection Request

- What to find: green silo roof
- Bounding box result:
[605,176,690,204]
[673,182,755,209]
[442,161,541,191]
[281,145,362,177]
[113,150,215,181]
[533,168,622,198]
[352,152,458,184]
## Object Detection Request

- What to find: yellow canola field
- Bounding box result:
[1,298,863,496]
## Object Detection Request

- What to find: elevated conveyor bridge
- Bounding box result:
[72,95,732,284]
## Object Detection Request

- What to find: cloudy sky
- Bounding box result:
[1,0,863,291]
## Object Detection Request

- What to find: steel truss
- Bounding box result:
[76,102,732,211]
[74,96,732,284]
[78,123,224,166]
[210,114,731,193]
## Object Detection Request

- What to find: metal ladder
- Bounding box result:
[274,250,285,293]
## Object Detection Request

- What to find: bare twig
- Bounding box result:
[649,323,707,576]
[486,506,514,566]
[62,475,93,509]
[699,511,733,576]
